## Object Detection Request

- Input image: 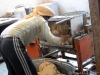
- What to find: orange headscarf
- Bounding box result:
[24,5,55,19]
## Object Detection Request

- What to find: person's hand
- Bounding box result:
[52,30,70,40]
[54,34,70,42]
[51,30,60,36]
[59,35,70,42]
[57,35,71,45]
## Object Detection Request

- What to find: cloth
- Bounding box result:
[0,37,37,75]
[23,5,54,19]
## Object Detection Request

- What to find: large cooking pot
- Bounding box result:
[32,58,75,75]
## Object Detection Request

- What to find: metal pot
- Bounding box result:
[32,58,75,75]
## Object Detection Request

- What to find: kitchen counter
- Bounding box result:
[0,18,19,34]
[0,18,18,26]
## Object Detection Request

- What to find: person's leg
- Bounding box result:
[1,37,37,75]
[13,37,37,75]
[0,52,16,75]
[0,36,4,62]
[0,37,16,75]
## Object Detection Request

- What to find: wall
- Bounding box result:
[42,0,90,14]
[0,0,43,16]
[0,0,90,16]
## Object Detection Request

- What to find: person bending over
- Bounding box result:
[0,5,68,75]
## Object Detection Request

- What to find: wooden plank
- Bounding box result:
[88,0,100,74]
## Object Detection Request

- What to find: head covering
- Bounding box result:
[24,5,55,19]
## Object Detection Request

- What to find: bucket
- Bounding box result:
[32,58,75,75]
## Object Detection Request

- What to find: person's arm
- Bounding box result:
[40,21,68,46]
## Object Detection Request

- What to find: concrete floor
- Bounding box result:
[0,51,97,75]
[0,60,97,75]
[0,62,8,75]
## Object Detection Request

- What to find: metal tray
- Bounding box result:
[32,58,75,75]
